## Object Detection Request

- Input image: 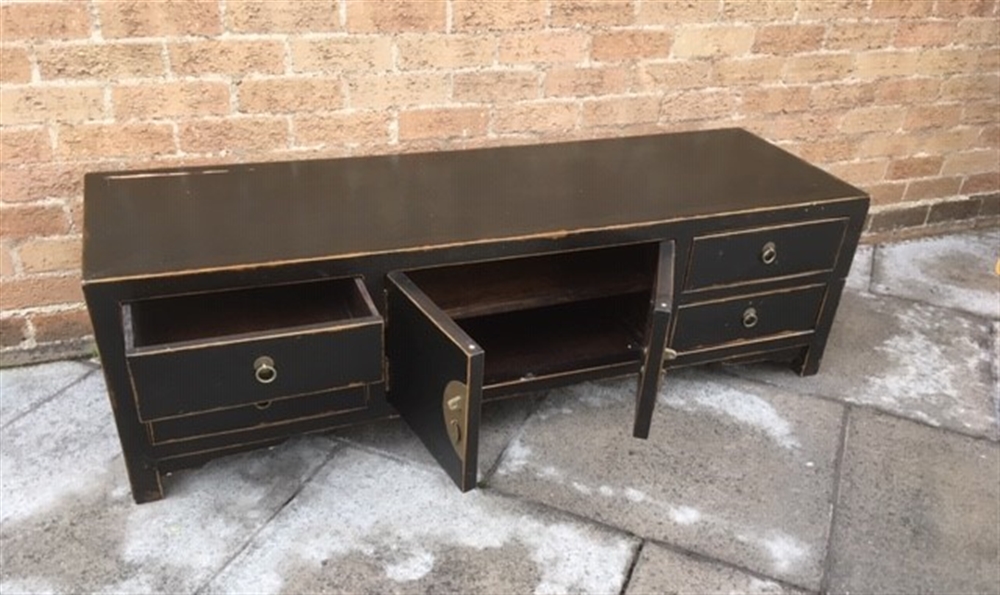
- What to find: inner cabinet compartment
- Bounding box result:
[406,243,657,395]
[124,277,383,422]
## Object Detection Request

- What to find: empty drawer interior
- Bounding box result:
[126,277,379,348]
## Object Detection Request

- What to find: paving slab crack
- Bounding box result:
[191,444,341,595]
[819,404,852,595]
[617,539,645,595]
[1,367,99,431]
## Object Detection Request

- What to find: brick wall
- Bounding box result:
[1,0,998,364]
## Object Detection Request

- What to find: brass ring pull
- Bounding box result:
[761,242,777,265]
[742,307,759,329]
[254,356,277,384]
[254,401,272,410]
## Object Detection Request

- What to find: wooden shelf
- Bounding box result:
[408,244,656,320]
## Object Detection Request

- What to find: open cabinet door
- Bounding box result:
[633,240,675,439]
[386,271,485,491]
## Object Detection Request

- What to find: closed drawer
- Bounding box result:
[685,219,847,291]
[149,385,367,444]
[124,277,382,422]
[672,285,826,352]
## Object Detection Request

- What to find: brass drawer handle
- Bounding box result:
[761,241,777,265]
[742,307,758,329]
[254,356,277,384]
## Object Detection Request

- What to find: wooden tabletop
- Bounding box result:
[83,128,865,281]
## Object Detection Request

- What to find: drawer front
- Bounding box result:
[150,385,368,444]
[672,285,826,352]
[128,322,382,422]
[685,219,847,290]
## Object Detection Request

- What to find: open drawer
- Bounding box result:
[124,277,383,422]
[385,242,676,492]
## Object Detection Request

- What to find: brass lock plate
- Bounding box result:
[442,380,468,461]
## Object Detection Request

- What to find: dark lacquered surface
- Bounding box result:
[83,128,864,281]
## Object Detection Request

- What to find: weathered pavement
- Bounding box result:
[2,229,998,594]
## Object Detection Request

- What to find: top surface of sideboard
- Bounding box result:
[83,128,865,282]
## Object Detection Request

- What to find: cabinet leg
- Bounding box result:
[123,457,164,504]
[794,345,822,377]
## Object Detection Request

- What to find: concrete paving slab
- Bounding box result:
[0,360,94,427]
[205,447,638,595]
[729,290,998,439]
[489,371,844,590]
[845,244,873,293]
[625,543,807,595]
[871,228,1000,319]
[331,394,541,481]
[0,367,341,593]
[827,408,1000,595]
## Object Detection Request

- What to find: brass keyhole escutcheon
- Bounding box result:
[761,241,777,265]
[254,356,277,384]
[742,307,759,329]
[442,380,469,460]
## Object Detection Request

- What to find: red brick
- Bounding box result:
[58,123,175,160]
[0,317,29,348]
[784,54,853,83]
[799,0,870,19]
[874,78,940,105]
[742,86,810,115]
[238,78,344,114]
[0,164,85,203]
[956,19,1000,46]
[550,1,635,26]
[723,0,796,20]
[292,38,392,73]
[934,0,995,17]
[453,71,540,103]
[942,149,1000,175]
[638,1,722,23]
[97,0,221,38]
[113,81,230,119]
[348,73,449,109]
[894,21,958,47]
[31,308,93,343]
[545,66,633,97]
[0,2,91,40]
[396,35,494,70]
[453,1,546,31]
[714,56,784,85]
[293,112,390,147]
[493,102,579,134]
[887,156,944,180]
[840,106,906,134]
[37,43,165,80]
[916,49,981,76]
[824,22,896,51]
[0,86,105,125]
[499,31,588,65]
[866,181,907,205]
[788,139,857,163]
[672,25,755,58]
[810,83,876,110]
[961,102,1000,126]
[346,0,445,33]
[0,275,83,310]
[398,108,488,141]
[977,125,1000,149]
[662,89,737,122]
[178,118,288,154]
[826,159,889,185]
[0,205,69,239]
[903,104,963,131]
[638,61,712,91]
[226,0,339,33]
[0,47,32,84]
[581,96,659,127]
[854,51,920,80]
[592,30,673,62]
[0,127,52,164]
[170,40,286,77]
[962,172,1000,195]
[17,237,81,273]
[1,244,15,277]
[753,25,824,54]
[760,111,841,141]
[869,0,935,18]
[940,75,1000,102]
[856,132,922,158]
[903,176,963,200]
